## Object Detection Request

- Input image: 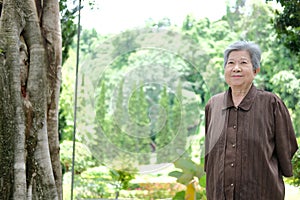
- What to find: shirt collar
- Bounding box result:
[224,84,257,111]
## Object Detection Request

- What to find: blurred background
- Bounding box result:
[59,0,300,199]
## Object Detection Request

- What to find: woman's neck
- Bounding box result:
[231,84,252,106]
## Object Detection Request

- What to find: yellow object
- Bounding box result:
[185,177,200,200]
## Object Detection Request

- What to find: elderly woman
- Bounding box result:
[204,41,298,200]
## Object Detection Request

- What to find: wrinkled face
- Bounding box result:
[224,50,259,90]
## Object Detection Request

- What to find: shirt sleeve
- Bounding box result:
[204,99,211,172]
[274,97,299,177]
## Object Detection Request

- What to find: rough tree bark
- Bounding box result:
[0,0,62,199]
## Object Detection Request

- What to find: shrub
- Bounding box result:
[291,146,300,186]
[60,140,98,174]
[120,182,184,199]
[74,166,114,199]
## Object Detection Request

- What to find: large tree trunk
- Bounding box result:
[0,0,62,199]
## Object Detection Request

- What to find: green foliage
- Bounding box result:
[156,86,170,142]
[110,168,137,199]
[170,81,185,138]
[73,166,113,199]
[60,140,98,173]
[58,56,76,141]
[267,0,300,56]
[59,1,99,143]
[270,70,300,109]
[58,107,67,141]
[59,0,300,198]
[64,164,137,199]
[172,190,205,200]
[95,80,107,125]
[169,155,206,199]
[291,146,300,186]
[127,82,152,163]
[156,86,172,163]
[114,78,125,123]
[169,156,205,186]
[59,0,79,65]
[270,70,300,135]
[110,30,140,68]
[60,0,97,64]
[128,82,150,127]
[110,169,136,190]
[80,29,101,56]
[133,182,182,200]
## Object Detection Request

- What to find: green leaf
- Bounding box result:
[177,173,194,185]
[199,175,206,187]
[172,191,185,200]
[174,157,198,172]
[168,171,183,179]
[195,165,205,179]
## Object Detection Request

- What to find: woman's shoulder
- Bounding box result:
[207,92,226,103]
[205,91,227,109]
[255,88,284,104]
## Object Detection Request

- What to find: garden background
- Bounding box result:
[58,0,300,199]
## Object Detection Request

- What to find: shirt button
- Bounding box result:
[232,144,236,148]
[231,163,234,167]
[233,125,237,129]
[231,183,234,187]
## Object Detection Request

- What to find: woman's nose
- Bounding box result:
[233,64,241,72]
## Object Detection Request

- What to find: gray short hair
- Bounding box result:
[224,41,261,69]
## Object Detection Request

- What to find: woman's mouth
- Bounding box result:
[232,75,242,77]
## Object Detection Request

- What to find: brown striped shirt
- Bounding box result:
[204,85,298,200]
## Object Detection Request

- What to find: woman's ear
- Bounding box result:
[254,68,260,75]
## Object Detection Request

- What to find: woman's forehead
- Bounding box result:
[228,50,250,59]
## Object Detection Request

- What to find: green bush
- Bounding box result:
[64,165,139,199]
[119,183,183,200]
[286,138,300,186]
[168,155,206,199]
[291,145,300,186]
[74,166,114,199]
[60,140,98,174]
[172,190,206,200]
[109,168,137,198]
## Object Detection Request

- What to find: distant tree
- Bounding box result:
[156,86,172,163]
[267,0,300,56]
[111,78,134,154]
[96,80,107,125]
[170,81,188,156]
[170,81,183,133]
[58,1,97,142]
[224,0,246,29]
[80,29,103,57]
[114,78,125,128]
[59,0,79,65]
[127,82,151,164]
[60,0,96,64]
